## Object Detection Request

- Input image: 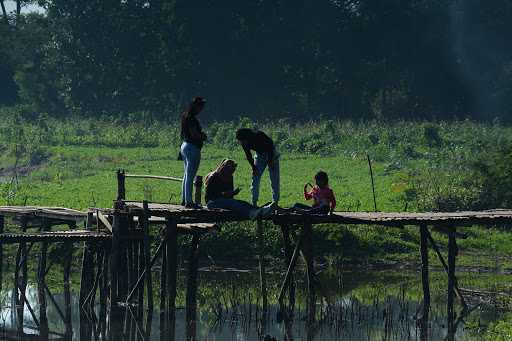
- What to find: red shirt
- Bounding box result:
[304,185,336,210]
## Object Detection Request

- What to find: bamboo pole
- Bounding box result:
[425,230,467,308]
[79,243,95,307]
[278,229,304,303]
[447,229,457,341]
[186,234,200,341]
[419,224,430,340]
[280,224,296,310]
[256,219,268,313]
[367,154,378,212]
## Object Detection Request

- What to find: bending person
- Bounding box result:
[180,97,207,208]
[205,159,274,219]
[235,128,280,206]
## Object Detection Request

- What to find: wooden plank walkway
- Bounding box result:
[0,206,86,224]
[115,202,512,227]
[0,230,111,243]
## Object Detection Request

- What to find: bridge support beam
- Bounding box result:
[447,229,457,341]
[419,224,430,340]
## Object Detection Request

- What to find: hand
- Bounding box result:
[233,187,241,196]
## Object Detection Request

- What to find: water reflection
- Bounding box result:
[0,268,507,340]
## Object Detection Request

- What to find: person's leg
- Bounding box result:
[309,204,330,215]
[187,146,201,204]
[251,152,268,206]
[293,203,312,210]
[182,143,201,205]
[207,198,255,218]
[181,142,188,205]
[268,156,280,203]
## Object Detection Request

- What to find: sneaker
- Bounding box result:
[259,202,277,218]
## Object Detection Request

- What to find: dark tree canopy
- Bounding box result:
[1,0,512,120]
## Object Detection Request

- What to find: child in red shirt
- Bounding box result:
[293,171,336,214]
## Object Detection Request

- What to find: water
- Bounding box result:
[0,264,508,340]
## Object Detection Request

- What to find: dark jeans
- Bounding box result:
[292,203,330,215]
[207,198,255,219]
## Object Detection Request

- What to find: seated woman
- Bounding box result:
[205,159,274,220]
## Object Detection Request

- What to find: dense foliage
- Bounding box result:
[1,1,512,119]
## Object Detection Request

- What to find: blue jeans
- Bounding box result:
[207,198,255,218]
[181,142,201,205]
[252,149,280,206]
[292,203,330,215]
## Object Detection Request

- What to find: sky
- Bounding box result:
[3,1,45,14]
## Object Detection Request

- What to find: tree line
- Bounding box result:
[1,0,512,121]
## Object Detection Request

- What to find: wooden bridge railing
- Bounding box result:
[116,169,203,205]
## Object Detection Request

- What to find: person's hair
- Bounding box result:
[315,171,329,185]
[205,159,237,187]
[235,128,254,141]
[182,96,206,119]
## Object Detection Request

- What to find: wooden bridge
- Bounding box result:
[0,170,511,340]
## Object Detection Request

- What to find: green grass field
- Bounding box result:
[1,111,512,267]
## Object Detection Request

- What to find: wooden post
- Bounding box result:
[419,224,430,340]
[109,202,123,341]
[256,219,268,314]
[0,215,4,295]
[99,245,109,339]
[137,239,144,322]
[117,169,126,200]
[38,223,49,340]
[302,221,315,325]
[194,175,203,205]
[160,238,167,341]
[17,218,28,335]
[447,229,457,341]
[166,217,178,341]
[186,234,200,341]
[280,224,295,310]
[142,201,154,315]
[63,241,73,340]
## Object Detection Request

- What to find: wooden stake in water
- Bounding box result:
[367,154,378,212]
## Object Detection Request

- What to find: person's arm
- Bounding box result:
[304,183,313,200]
[329,189,337,213]
[242,144,258,175]
[221,177,239,198]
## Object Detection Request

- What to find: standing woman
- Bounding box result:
[180,97,207,208]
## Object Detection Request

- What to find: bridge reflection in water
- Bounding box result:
[1,201,511,340]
